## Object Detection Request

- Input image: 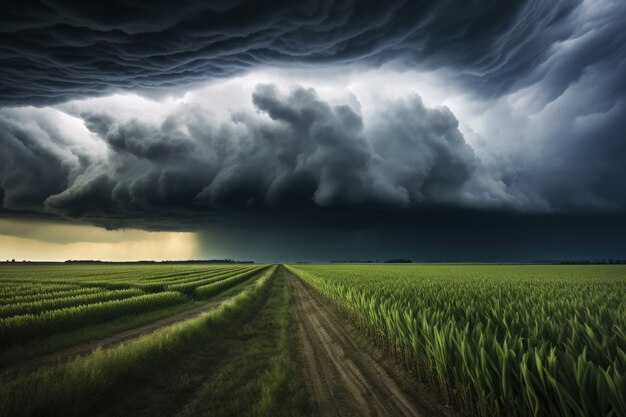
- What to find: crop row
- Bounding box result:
[0,264,235,284]
[0,292,186,347]
[13,266,254,293]
[289,264,626,417]
[195,267,268,297]
[0,286,105,306]
[133,266,235,283]
[64,266,235,286]
[167,266,264,295]
[0,283,79,298]
[77,266,252,293]
[131,267,251,293]
[0,288,145,319]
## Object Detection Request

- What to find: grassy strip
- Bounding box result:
[0,266,277,417]
[174,266,311,417]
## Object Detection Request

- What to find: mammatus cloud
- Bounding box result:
[0,0,590,106]
[0,84,496,230]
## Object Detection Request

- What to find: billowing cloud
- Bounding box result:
[453,0,626,212]
[0,0,598,106]
[1,0,625,260]
[0,84,490,230]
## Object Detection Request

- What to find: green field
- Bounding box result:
[0,263,624,417]
[0,263,266,348]
[289,264,626,417]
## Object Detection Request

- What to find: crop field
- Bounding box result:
[0,263,624,417]
[0,263,266,348]
[289,264,626,417]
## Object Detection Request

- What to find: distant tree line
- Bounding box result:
[63,259,255,264]
[328,259,413,263]
[559,259,626,264]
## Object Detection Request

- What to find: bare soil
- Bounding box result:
[289,271,454,417]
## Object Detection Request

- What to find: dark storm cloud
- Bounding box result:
[0,0,595,106]
[487,3,626,212]
[0,84,480,230]
[0,110,79,212]
[1,0,624,261]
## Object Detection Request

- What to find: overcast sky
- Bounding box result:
[0,0,625,261]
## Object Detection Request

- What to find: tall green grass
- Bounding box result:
[168,266,310,417]
[289,264,626,417]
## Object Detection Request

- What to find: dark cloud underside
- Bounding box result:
[197,209,626,262]
[0,0,584,106]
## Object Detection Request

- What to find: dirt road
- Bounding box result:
[289,271,450,417]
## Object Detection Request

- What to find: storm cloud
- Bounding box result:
[1,0,625,260]
[0,84,487,230]
[0,0,610,106]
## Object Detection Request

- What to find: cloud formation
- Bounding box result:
[0,84,488,230]
[457,0,626,212]
[1,0,625,246]
[0,0,590,106]
[0,0,624,264]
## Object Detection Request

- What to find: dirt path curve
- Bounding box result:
[288,270,450,417]
[2,296,229,376]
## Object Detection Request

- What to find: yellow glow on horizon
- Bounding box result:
[0,219,199,261]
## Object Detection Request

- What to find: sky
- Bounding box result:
[0,0,625,262]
